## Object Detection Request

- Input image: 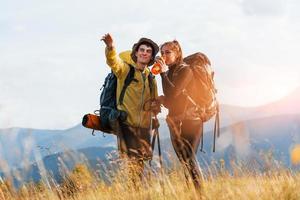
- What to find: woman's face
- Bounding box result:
[161,44,177,66]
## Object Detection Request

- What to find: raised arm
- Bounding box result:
[101,33,128,78]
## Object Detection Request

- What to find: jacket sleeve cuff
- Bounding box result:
[105,46,117,58]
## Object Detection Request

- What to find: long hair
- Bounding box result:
[160,40,183,65]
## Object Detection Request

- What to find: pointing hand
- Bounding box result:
[101,33,114,48]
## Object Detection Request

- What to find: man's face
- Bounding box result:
[135,44,153,65]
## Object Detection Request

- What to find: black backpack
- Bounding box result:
[99,65,154,133]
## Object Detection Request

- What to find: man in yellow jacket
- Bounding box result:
[101,33,159,178]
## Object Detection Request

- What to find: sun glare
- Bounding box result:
[291,145,300,165]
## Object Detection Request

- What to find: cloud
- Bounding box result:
[1,0,300,129]
[239,0,287,16]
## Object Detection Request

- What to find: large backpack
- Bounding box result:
[183,52,220,152]
[99,65,155,134]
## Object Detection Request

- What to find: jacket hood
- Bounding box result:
[119,50,136,66]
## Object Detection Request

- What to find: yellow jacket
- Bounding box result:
[105,48,158,128]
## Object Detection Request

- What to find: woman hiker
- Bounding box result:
[156,40,204,191]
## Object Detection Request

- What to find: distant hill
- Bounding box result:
[3,146,114,187]
[196,114,300,169]
[255,87,300,117]
[0,125,116,168]
[0,118,172,168]
[215,86,300,128]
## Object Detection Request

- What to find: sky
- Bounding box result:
[0,0,300,129]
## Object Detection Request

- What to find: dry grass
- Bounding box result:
[0,158,300,200]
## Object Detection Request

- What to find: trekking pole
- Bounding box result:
[155,115,163,167]
[149,105,163,168]
[152,113,165,194]
[149,109,154,166]
[151,113,162,167]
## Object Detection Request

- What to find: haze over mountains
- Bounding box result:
[220,86,300,127]
[0,86,300,183]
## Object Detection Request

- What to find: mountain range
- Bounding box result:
[219,87,300,127]
[0,86,300,184]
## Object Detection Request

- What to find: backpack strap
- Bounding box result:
[199,127,206,153]
[119,65,155,105]
[212,105,220,152]
[119,65,137,105]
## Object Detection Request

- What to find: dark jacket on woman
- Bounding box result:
[161,62,197,118]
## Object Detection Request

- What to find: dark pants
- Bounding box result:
[167,117,203,189]
[118,123,152,182]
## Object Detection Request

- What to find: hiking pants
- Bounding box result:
[168,118,203,189]
[118,123,152,180]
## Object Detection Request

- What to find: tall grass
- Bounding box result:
[0,155,299,200]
